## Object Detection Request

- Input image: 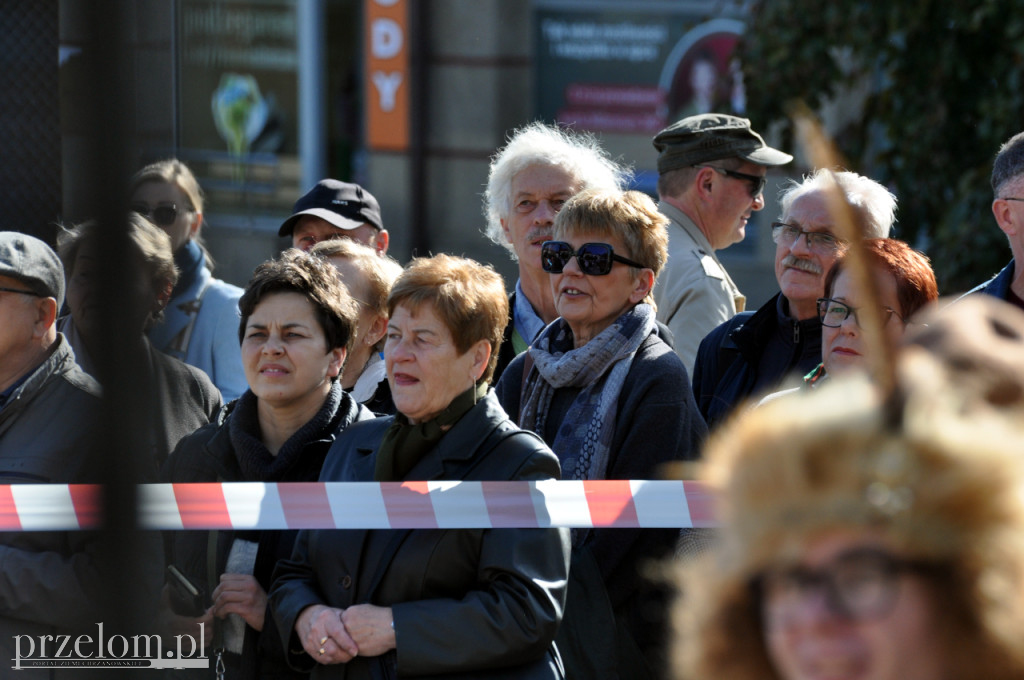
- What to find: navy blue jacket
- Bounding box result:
[692,293,823,430]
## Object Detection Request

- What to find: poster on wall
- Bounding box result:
[177,0,301,216]
[534,1,751,166]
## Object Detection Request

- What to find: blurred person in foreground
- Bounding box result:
[483,121,629,383]
[270,255,570,679]
[692,169,895,429]
[673,297,1024,680]
[162,250,373,679]
[58,215,222,469]
[496,188,706,680]
[309,239,402,414]
[131,159,247,401]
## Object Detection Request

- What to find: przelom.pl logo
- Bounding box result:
[12,622,209,670]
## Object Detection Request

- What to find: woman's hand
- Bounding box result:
[296,604,359,664]
[341,604,396,657]
[158,585,214,648]
[211,574,267,631]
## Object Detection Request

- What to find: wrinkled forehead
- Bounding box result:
[782,191,838,233]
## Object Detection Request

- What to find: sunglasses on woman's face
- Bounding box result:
[130,203,183,228]
[540,241,646,276]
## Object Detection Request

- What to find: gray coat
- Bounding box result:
[270,391,571,679]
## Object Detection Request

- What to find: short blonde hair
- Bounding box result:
[308,239,402,317]
[552,188,669,306]
[388,255,508,385]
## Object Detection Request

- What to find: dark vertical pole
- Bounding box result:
[408,0,431,256]
[80,2,161,665]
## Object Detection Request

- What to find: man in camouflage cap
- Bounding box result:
[651,113,791,374]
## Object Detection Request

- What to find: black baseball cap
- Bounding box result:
[278,179,384,237]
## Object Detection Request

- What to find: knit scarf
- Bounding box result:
[171,239,205,300]
[228,381,345,480]
[374,382,487,481]
[519,303,655,483]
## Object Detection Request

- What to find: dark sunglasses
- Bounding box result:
[130,203,184,228]
[540,241,647,276]
[693,164,767,198]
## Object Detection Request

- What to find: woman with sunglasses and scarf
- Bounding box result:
[130,159,247,401]
[496,187,707,680]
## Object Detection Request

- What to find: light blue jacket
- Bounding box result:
[147,259,246,402]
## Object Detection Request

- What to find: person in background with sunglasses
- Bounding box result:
[496,188,707,680]
[651,114,792,377]
[692,169,896,430]
[672,306,1024,680]
[130,159,246,401]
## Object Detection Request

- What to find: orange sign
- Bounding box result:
[365,0,409,150]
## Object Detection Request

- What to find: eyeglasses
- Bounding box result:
[0,286,41,297]
[540,241,647,276]
[817,297,904,328]
[999,197,1024,203]
[130,203,185,228]
[771,222,847,255]
[753,548,934,624]
[693,164,767,198]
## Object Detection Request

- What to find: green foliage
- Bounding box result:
[741,0,1024,293]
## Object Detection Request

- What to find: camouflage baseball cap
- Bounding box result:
[653,113,792,174]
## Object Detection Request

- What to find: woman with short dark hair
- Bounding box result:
[162,249,371,679]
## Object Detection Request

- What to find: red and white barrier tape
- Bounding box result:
[0,481,715,532]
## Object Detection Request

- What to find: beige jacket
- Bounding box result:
[652,201,745,375]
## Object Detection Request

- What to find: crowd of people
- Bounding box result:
[2,116,1024,680]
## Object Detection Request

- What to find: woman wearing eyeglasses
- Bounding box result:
[130,159,247,401]
[773,238,937,392]
[496,188,707,680]
[672,325,1024,680]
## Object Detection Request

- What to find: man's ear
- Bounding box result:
[695,166,715,199]
[33,297,58,338]
[373,229,390,254]
[993,199,1017,237]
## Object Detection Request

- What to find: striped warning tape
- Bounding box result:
[0,480,715,532]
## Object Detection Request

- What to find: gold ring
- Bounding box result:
[318,647,325,655]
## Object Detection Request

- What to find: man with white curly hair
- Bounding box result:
[483,122,628,383]
[692,168,896,429]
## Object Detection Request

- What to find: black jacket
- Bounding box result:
[692,293,823,430]
[269,391,571,680]
[162,386,374,680]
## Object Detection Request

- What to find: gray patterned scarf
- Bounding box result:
[519,303,655,484]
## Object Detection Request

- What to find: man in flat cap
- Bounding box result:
[280,179,390,254]
[0,231,107,668]
[651,113,792,374]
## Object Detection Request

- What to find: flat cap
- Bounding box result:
[0,231,64,308]
[653,113,792,174]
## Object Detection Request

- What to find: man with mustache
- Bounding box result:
[651,114,792,375]
[691,169,896,429]
[483,122,628,383]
